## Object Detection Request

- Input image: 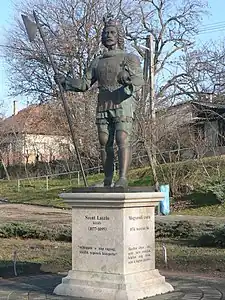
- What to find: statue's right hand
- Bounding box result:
[54,73,66,85]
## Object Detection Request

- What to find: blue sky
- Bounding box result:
[0,0,225,116]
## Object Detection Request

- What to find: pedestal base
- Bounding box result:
[54,190,173,299]
[54,269,173,300]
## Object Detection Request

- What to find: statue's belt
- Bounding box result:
[96,116,133,124]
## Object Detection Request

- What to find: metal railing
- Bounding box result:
[16,170,80,192]
[12,147,202,192]
[15,155,148,192]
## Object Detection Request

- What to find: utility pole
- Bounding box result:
[142,37,150,112]
[149,35,155,121]
[148,35,159,191]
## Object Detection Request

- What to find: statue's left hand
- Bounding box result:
[117,70,132,86]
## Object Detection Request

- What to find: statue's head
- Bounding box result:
[101,14,125,50]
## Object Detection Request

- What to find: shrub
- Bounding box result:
[155,221,193,239]
[0,222,71,242]
[195,179,225,204]
[197,226,225,248]
[130,156,225,198]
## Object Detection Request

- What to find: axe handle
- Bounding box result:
[33,10,88,187]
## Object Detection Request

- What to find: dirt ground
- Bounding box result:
[2,203,225,227]
[0,203,71,226]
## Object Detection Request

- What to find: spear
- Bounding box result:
[21,10,88,187]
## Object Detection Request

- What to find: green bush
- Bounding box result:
[155,221,193,239]
[0,221,194,241]
[0,222,71,242]
[130,156,225,198]
[197,226,225,248]
[0,223,41,239]
[195,179,225,204]
[0,221,222,245]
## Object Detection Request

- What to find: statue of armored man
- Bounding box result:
[55,14,144,187]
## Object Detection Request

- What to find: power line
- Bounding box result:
[198,21,225,30]
[197,29,225,35]
[196,20,225,35]
[198,25,225,34]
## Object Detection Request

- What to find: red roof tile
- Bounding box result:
[0,104,67,136]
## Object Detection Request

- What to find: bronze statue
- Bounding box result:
[55,14,144,187]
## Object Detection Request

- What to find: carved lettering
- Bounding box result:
[85,215,110,231]
[78,245,117,257]
[127,245,151,264]
[85,215,110,221]
[128,215,151,221]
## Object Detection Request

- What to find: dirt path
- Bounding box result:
[0,203,71,226]
[1,203,225,227]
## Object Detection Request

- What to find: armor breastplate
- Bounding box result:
[95,53,124,91]
[94,50,135,113]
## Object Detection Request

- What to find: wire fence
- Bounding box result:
[15,154,150,192]
[7,147,203,192]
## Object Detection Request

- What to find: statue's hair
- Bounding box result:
[101,14,125,50]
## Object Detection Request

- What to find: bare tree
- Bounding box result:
[119,0,208,105]
[3,0,105,99]
[1,0,209,177]
[122,0,208,187]
[176,42,225,100]
[1,0,108,165]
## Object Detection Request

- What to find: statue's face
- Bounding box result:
[102,25,118,49]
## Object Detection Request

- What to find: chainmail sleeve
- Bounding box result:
[124,53,144,88]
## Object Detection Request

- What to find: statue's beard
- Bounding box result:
[102,40,117,49]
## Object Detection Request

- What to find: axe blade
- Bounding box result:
[21,14,37,42]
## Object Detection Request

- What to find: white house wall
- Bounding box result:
[24,134,73,163]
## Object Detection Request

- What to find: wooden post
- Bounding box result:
[77,171,80,186]
[17,179,20,192]
[46,175,49,191]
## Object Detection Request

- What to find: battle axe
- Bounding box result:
[22,10,88,187]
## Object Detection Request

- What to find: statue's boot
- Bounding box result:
[100,146,114,187]
[114,147,131,188]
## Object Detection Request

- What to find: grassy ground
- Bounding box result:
[1,163,225,279]
[0,181,66,207]
[0,173,104,208]
[174,204,225,217]
[156,239,225,276]
[1,238,225,278]
[1,166,225,216]
[0,203,224,278]
[0,238,72,277]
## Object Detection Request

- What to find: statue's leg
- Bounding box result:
[114,120,133,188]
[97,121,115,187]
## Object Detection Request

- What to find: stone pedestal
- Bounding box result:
[54,188,173,299]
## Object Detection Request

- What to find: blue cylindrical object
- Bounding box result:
[159,184,170,215]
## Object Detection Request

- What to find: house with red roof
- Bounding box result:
[0,103,73,165]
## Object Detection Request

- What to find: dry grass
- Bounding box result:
[0,238,71,277]
[1,238,225,278]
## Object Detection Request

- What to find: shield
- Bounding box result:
[21,14,37,42]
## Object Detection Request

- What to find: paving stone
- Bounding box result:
[1,274,225,299]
